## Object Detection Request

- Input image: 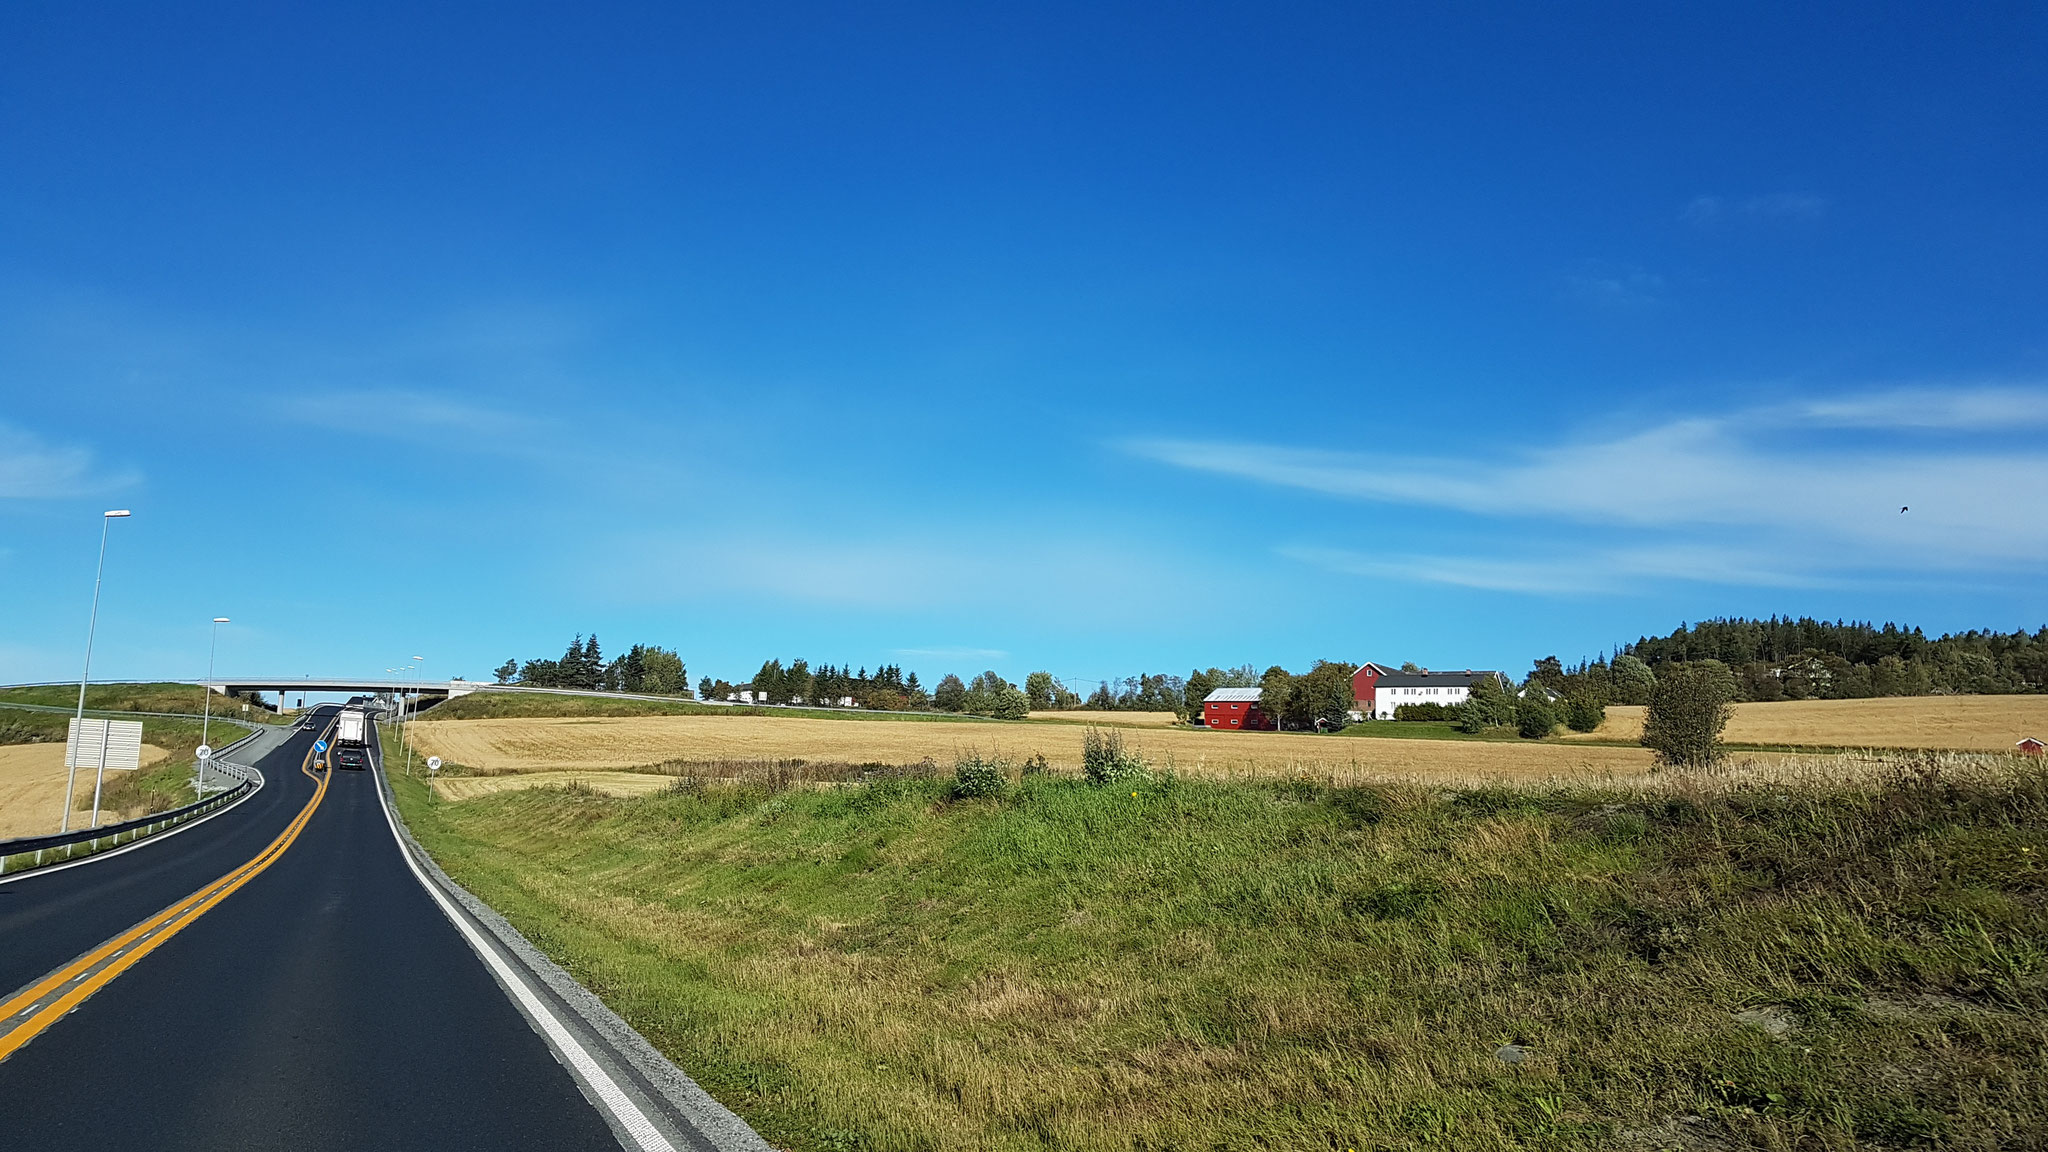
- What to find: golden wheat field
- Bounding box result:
[1559,695,2048,751]
[408,714,1655,783]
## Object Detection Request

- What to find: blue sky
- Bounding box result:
[4,1,2045,691]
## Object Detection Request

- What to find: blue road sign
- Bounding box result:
[314,739,328,754]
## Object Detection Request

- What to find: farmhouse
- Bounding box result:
[1202,687,1274,731]
[1353,665,1508,721]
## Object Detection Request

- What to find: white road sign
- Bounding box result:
[66,718,144,771]
[427,756,442,772]
[196,744,213,760]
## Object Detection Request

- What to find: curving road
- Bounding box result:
[0,703,666,1149]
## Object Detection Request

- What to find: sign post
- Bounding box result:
[195,744,214,800]
[314,738,328,771]
[427,756,441,802]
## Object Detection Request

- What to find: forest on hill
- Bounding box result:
[1533,617,2048,704]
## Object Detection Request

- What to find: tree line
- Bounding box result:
[493,634,690,695]
[1513,617,2048,706]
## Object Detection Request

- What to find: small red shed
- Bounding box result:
[2018,737,2045,757]
[1203,687,1274,731]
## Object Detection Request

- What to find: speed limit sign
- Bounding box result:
[427,756,442,772]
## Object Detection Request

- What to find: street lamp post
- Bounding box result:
[61,510,131,835]
[199,616,229,800]
[405,656,424,777]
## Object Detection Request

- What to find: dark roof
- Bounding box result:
[1371,670,1504,689]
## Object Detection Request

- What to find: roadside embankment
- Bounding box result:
[395,752,2048,1152]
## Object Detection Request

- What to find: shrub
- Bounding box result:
[1081,726,1148,786]
[1515,694,1558,739]
[1021,752,1050,776]
[952,753,1009,799]
[1564,694,1606,733]
[1641,661,1735,767]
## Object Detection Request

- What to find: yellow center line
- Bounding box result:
[0,720,336,1063]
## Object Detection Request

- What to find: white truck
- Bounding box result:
[336,706,368,747]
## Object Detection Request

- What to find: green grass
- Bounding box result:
[0,681,283,722]
[393,754,2048,1151]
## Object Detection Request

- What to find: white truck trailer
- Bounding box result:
[337,706,368,747]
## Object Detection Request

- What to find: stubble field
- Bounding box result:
[408,713,1655,783]
[1561,695,2048,751]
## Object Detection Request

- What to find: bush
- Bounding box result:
[1641,661,1735,767]
[1515,694,1558,739]
[1564,694,1606,733]
[952,753,1009,799]
[1021,752,1050,776]
[1392,702,1461,722]
[1081,726,1148,786]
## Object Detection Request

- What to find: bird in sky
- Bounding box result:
[1901,506,1910,513]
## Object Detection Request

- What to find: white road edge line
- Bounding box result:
[372,754,679,1152]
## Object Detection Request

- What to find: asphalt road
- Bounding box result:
[0,704,625,1149]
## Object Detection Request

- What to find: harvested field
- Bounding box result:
[0,742,172,839]
[409,714,1655,783]
[1560,695,2048,751]
[1026,710,1179,726]
[432,771,677,802]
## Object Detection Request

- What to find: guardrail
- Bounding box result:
[0,730,266,878]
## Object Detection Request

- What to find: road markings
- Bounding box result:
[0,728,332,1063]
[371,740,681,1152]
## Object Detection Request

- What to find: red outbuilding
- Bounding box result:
[2018,737,2045,757]
[1202,687,1274,731]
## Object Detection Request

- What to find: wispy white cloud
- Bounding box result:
[0,423,134,499]
[1786,386,2048,431]
[1128,385,2048,593]
[1682,192,1829,225]
[1281,544,1835,596]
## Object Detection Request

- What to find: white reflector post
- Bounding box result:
[66,718,144,771]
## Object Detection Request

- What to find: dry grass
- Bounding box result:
[1026,710,1181,726]
[409,714,1656,784]
[1560,696,2048,751]
[0,742,172,839]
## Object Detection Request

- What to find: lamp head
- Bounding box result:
[104,509,131,518]
[213,617,230,623]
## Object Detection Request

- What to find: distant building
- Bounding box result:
[1355,667,1508,720]
[2018,737,2045,756]
[1202,687,1273,731]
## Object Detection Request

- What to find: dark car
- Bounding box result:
[335,747,368,771]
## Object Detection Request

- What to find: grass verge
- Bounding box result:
[393,754,2048,1151]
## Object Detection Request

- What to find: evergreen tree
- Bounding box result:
[933,674,967,712]
[1457,675,1515,732]
[493,659,518,684]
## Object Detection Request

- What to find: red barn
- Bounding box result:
[1202,687,1274,731]
[2018,737,2045,757]
[1350,663,1393,717]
